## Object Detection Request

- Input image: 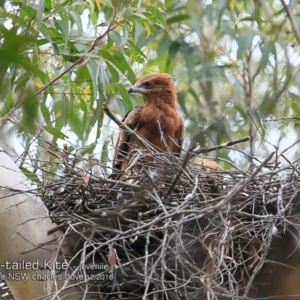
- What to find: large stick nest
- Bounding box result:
[39,143,300,300]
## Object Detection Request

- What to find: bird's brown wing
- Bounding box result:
[113,106,142,171]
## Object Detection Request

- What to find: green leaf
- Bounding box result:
[168,41,181,60]
[53,94,68,127]
[123,8,134,18]
[102,0,113,7]
[78,97,88,130]
[45,0,52,10]
[68,109,82,138]
[70,11,83,33]
[154,8,167,28]
[260,41,276,70]
[167,14,190,24]
[20,167,41,184]
[109,30,123,46]
[18,3,36,18]
[120,27,129,47]
[101,50,136,82]
[21,96,39,133]
[237,29,255,58]
[190,11,202,37]
[37,0,45,26]
[127,40,147,62]
[53,42,59,55]
[1,94,14,116]
[15,73,29,92]
[43,126,69,139]
[115,97,131,115]
[134,21,143,44]
[40,102,52,126]
[118,84,134,109]
[90,11,97,25]
[106,60,119,82]
[221,23,236,38]
[98,63,108,97]
[87,62,98,100]
[56,19,69,45]
[113,52,136,81]
[87,98,104,135]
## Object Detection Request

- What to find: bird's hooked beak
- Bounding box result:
[128,83,148,94]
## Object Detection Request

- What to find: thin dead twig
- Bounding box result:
[167,145,196,195]
[280,0,300,45]
[192,136,250,157]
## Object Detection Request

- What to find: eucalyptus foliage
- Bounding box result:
[1,0,299,174]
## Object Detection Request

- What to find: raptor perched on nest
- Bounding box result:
[112,73,184,177]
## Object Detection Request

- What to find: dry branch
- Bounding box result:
[281,0,300,45]
[192,136,250,157]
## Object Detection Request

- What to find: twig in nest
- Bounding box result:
[80,186,89,214]
[20,236,60,255]
[192,136,250,158]
[216,151,275,208]
[173,152,275,222]
[47,223,69,236]
[167,137,249,195]
[144,168,159,190]
[242,220,274,299]
[167,145,196,195]
[72,168,141,190]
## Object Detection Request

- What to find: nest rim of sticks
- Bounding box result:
[36,136,300,300]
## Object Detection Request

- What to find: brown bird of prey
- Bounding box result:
[112,73,184,175]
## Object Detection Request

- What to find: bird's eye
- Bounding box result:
[144,81,152,88]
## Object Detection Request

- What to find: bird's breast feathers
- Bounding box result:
[139,105,181,131]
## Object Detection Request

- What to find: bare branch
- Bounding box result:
[281,0,300,44]
[192,136,250,157]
